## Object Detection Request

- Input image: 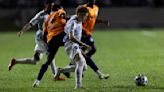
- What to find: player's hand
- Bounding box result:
[83,44,91,51]
[17,31,24,37]
[82,44,91,54]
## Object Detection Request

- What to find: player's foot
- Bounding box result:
[54,68,65,81]
[63,72,71,78]
[32,80,40,88]
[54,76,65,81]
[8,58,16,71]
[99,74,110,79]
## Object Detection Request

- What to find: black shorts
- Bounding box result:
[81,30,94,46]
[47,32,66,52]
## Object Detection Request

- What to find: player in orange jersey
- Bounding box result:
[80,0,110,79]
[32,4,67,87]
[81,0,110,79]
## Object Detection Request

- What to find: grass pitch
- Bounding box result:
[0,29,164,92]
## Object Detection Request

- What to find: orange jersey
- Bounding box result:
[82,4,99,35]
[44,9,66,42]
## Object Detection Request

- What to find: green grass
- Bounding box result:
[1,29,164,92]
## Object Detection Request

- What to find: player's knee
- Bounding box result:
[81,56,87,71]
[33,58,39,65]
[34,52,40,61]
[74,53,81,61]
[33,59,38,65]
[83,63,87,71]
[86,46,96,57]
[78,57,85,67]
[91,46,96,54]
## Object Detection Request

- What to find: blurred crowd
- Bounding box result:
[0,0,164,8]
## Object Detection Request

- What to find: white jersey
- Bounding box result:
[29,10,49,53]
[64,15,83,60]
[30,10,48,41]
[63,15,82,43]
[29,10,48,31]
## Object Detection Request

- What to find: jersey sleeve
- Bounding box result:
[65,20,75,35]
[43,14,51,32]
[29,12,42,26]
[59,10,66,18]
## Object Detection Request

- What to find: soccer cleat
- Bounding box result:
[53,68,65,81]
[54,76,66,81]
[99,74,110,79]
[34,52,40,61]
[32,80,40,88]
[8,58,16,71]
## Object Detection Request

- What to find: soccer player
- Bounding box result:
[62,6,89,89]
[82,0,110,79]
[64,0,110,79]
[32,4,67,87]
[8,0,57,78]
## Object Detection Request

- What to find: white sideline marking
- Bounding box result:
[141,30,156,37]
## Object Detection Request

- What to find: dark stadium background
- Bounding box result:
[0,0,164,30]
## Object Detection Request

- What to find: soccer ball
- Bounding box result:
[134,74,148,86]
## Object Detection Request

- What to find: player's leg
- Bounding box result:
[56,53,87,88]
[33,59,61,86]
[81,31,96,57]
[36,39,59,78]
[54,43,76,79]
[84,54,109,79]
[54,65,75,80]
[33,51,56,87]
[8,31,46,70]
[83,35,109,79]
[71,44,87,89]
[8,51,40,71]
[85,39,96,57]
[74,52,87,89]
[8,41,46,71]
[50,59,56,75]
[33,35,64,87]
[50,58,65,81]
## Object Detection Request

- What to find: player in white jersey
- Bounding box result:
[60,6,89,89]
[8,0,57,78]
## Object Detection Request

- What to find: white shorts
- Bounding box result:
[64,41,82,64]
[34,40,48,54]
[34,30,48,54]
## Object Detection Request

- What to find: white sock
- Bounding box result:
[96,70,103,76]
[50,59,57,75]
[75,62,83,88]
[58,65,75,73]
[15,58,38,65]
[75,54,86,88]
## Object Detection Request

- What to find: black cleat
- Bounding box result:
[63,72,71,78]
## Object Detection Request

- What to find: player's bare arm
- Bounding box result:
[96,19,110,26]
[69,31,90,50]
[17,23,32,37]
[42,20,48,43]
